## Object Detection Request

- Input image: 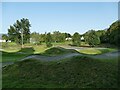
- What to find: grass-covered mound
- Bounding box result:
[2,56,118,88]
[1,51,29,62]
[78,48,116,55]
[42,47,78,56]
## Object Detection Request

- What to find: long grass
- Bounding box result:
[2,56,118,88]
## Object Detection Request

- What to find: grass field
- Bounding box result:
[1,42,47,62]
[1,42,118,88]
[42,47,78,56]
[2,42,47,53]
[1,42,117,62]
[2,56,118,88]
[78,48,116,55]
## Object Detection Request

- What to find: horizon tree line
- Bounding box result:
[2,18,120,47]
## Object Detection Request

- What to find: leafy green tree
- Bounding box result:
[2,34,9,47]
[2,34,9,42]
[65,33,71,38]
[107,20,120,46]
[30,32,49,45]
[39,34,46,43]
[8,18,31,47]
[30,32,41,45]
[60,33,66,42]
[84,30,100,47]
[52,31,60,43]
[52,31,65,42]
[100,31,109,43]
[96,30,107,43]
[45,33,53,47]
[72,32,81,46]
[8,25,18,42]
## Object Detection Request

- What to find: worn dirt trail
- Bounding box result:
[2,50,119,67]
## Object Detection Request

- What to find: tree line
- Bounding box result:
[2,18,120,47]
[30,31,71,44]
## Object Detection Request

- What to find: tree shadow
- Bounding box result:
[2,47,35,63]
[18,47,35,54]
[68,44,91,47]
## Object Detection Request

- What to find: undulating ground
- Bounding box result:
[2,55,118,88]
[1,42,119,88]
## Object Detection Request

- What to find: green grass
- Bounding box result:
[1,42,117,55]
[1,51,30,62]
[2,44,118,88]
[1,43,47,62]
[32,44,47,54]
[77,48,116,55]
[78,48,101,55]
[1,47,35,62]
[2,42,47,54]
[2,56,118,88]
[2,42,21,52]
[1,42,117,62]
[42,47,78,56]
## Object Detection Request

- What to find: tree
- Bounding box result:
[84,30,100,47]
[45,33,53,47]
[96,30,107,43]
[107,20,120,46]
[52,31,65,43]
[99,31,109,43]
[65,33,71,38]
[30,32,41,45]
[2,34,9,42]
[2,34,9,47]
[72,32,81,46]
[39,34,46,43]
[8,18,31,48]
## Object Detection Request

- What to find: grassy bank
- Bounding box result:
[42,47,78,56]
[2,56,118,88]
[77,48,116,55]
[1,43,117,62]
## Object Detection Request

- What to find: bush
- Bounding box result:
[46,42,53,47]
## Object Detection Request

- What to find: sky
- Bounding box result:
[1,0,119,2]
[1,2,118,34]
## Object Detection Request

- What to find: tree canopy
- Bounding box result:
[8,18,31,45]
[72,32,81,46]
[84,30,100,47]
[2,34,9,42]
[52,31,66,43]
[107,20,120,46]
[45,32,53,47]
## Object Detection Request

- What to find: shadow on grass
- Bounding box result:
[18,47,35,54]
[2,55,118,88]
[2,47,35,62]
[42,46,79,56]
[68,44,91,47]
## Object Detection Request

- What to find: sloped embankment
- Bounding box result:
[3,55,118,88]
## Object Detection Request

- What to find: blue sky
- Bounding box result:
[2,2,118,34]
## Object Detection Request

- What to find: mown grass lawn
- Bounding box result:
[77,48,116,55]
[1,42,47,62]
[2,42,47,54]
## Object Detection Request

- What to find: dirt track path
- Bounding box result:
[21,53,81,61]
[21,50,120,61]
[2,50,120,67]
